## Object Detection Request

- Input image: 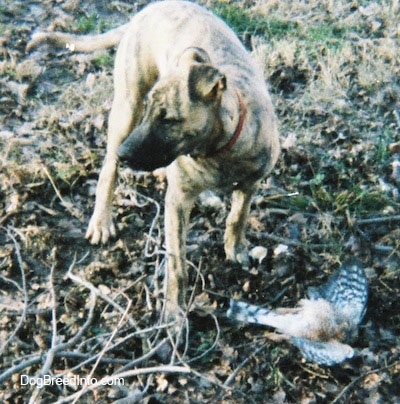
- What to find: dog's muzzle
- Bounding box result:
[117,127,177,171]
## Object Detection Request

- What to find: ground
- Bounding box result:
[0,0,399,402]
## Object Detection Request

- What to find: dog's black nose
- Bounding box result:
[117,142,129,162]
[117,137,168,171]
[117,128,178,171]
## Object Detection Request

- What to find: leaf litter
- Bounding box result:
[0,0,399,402]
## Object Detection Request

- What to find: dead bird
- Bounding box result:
[227,259,368,366]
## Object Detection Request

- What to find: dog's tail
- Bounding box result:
[26,23,129,53]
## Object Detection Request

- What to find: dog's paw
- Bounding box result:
[235,250,250,269]
[85,213,116,244]
[164,302,187,330]
[156,304,188,361]
[225,245,250,270]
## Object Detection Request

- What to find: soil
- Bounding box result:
[1,0,399,402]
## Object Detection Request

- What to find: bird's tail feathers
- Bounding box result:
[227,299,272,325]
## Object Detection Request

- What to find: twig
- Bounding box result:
[184,259,222,365]
[42,261,58,374]
[61,281,98,350]
[331,360,400,404]
[34,256,96,351]
[0,211,13,226]
[168,259,205,365]
[71,292,132,404]
[66,259,138,329]
[116,338,170,373]
[153,256,166,314]
[0,227,28,356]
[29,258,59,404]
[185,312,221,365]
[21,257,98,402]
[0,352,133,385]
[54,351,130,365]
[249,230,332,250]
[74,320,173,362]
[190,367,232,393]
[55,365,191,403]
[263,191,300,201]
[373,244,396,253]
[356,214,400,226]
[0,357,42,385]
[214,342,269,401]
[0,273,25,294]
[141,192,164,258]
[121,187,165,257]
[41,163,83,221]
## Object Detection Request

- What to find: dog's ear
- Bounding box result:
[188,64,226,103]
[177,47,211,67]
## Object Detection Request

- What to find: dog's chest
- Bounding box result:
[186,155,268,193]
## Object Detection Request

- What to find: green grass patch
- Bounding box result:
[307,175,394,215]
[334,187,392,215]
[92,52,114,69]
[213,3,298,40]
[306,24,348,50]
[374,129,396,166]
[74,13,109,34]
[0,23,8,35]
[213,3,349,51]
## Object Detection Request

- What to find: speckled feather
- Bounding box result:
[227,259,368,365]
[307,258,368,336]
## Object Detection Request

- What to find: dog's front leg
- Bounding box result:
[86,155,118,244]
[86,97,136,244]
[224,187,257,268]
[164,179,197,323]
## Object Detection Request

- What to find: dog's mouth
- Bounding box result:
[119,153,176,171]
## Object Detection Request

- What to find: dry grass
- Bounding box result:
[1,0,399,402]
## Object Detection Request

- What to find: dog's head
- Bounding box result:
[118,48,226,171]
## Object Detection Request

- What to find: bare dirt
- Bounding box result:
[1,0,399,402]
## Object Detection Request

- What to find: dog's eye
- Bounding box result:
[163,117,184,125]
[159,108,167,120]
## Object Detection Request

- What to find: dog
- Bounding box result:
[28,1,280,322]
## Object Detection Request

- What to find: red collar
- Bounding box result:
[210,89,246,156]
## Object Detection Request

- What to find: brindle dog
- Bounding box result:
[28,1,280,322]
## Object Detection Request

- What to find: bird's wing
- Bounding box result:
[291,337,354,366]
[308,258,368,326]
